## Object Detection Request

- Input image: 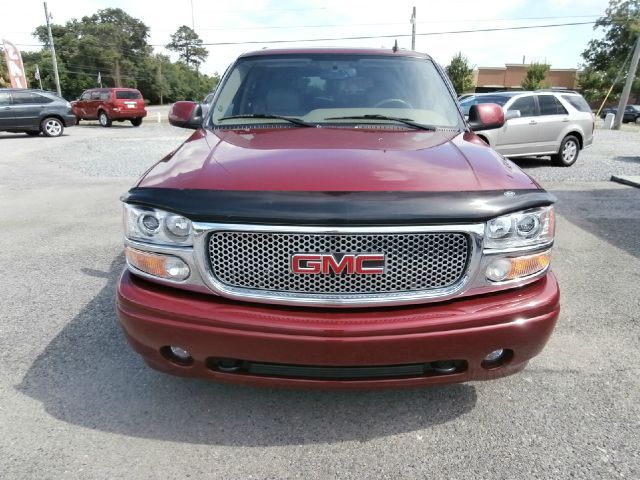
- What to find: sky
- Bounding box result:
[1,0,611,77]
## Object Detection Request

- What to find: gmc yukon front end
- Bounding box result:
[116,48,559,388]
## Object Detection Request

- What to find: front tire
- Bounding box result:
[40,117,64,137]
[131,118,143,127]
[98,111,112,127]
[551,135,580,167]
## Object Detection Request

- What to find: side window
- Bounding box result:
[81,92,91,100]
[508,96,537,117]
[0,92,11,105]
[11,92,40,104]
[100,91,110,100]
[538,95,568,115]
[90,91,101,100]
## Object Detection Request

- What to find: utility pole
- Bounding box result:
[157,60,163,105]
[613,34,640,130]
[410,7,416,50]
[43,2,61,96]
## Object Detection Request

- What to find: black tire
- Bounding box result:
[131,118,143,127]
[98,111,112,127]
[551,135,580,167]
[40,117,64,137]
[26,131,40,136]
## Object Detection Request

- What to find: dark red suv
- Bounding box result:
[117,48,559,389]
[72,88,147,127]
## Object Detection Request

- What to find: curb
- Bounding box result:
[611,175,640,188]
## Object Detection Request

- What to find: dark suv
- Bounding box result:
[0,88,76,137]
[72,88,147,127]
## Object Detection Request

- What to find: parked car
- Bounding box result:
[118,47,559,388]
[71,88,146,127]
[0,88,76,137]
[460,91,594,166]
[599,105,640,123]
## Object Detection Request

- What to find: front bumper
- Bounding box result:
[116,270,560,389]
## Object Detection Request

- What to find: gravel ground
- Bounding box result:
[0,123,638,479]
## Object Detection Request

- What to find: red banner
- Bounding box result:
[2,39,28,88]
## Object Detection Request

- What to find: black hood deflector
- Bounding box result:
[121,188,555,225]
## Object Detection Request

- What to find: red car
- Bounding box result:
[117,48,559,389]
[72,87,146,127]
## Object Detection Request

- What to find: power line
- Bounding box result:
[13,20,599,51]
[174,20,598,47]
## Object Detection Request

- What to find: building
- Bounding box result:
[474,64,578,93]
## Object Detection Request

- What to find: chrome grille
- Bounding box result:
[208,231,470,295]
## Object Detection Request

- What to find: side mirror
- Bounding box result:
[505,110,521,121]
[468,103,505,131]
[168,101,203,129]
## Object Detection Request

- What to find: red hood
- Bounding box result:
[138,128,538,191]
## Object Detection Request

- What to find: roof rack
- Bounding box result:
[535,88,579,94]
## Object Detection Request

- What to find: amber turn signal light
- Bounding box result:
[125,247,190,281]
[486,251,551,282]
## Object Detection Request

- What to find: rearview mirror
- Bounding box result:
[168,101,203,129]
[468,103,505,131]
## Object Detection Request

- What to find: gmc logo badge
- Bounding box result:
[291,253,385,275]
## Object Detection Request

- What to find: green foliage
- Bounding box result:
[166,26,209,69]
[580,0,640,102]
[9,7,219,103]
[445,52,475,95]
[521,63,550,90]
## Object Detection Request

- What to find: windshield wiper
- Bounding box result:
[324,114,437,131]
[218,114,314,127]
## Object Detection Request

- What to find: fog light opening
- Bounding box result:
[160,345,194,366]
[481,348,513,369]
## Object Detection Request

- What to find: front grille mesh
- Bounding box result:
[208,231,470,295]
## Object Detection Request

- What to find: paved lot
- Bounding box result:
[0,123,638,479]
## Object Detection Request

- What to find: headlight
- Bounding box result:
[123,204,193,245]
[484,206,554,250]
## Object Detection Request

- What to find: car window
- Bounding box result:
[115,90,142,100]
[0,92,11,105]
[537,95,567,115]
[508,96,537,117]
[90,91,101,100]
[11,92,49,104]
[561,95,591,113]
[100,91,110,100]
[459,95,510,115]
[81,91,91,100]
[211,54,463,129]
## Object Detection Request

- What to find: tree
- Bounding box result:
[445,52,475,95]
[521,63,550,90]
[580,0,640,102]
[166,26,208,69]
[27,8,218,102]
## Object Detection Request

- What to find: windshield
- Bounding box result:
[208,54,462,129]
[459,95,509,115]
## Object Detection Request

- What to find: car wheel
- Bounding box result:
[131,118,143,127]
[40,117,64,137]
[26,131,40,136]
[98,111,112,127]
[551,135,580,167]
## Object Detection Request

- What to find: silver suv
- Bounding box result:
[460,91,594,166]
